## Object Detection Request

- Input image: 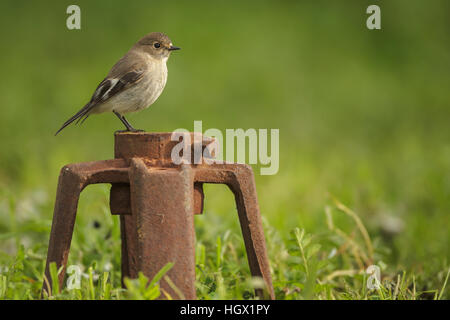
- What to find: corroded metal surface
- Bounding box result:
[43,132,274,299]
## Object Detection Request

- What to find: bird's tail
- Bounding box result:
[55,103,93,136]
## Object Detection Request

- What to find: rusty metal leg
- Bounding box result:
[43,166,85,295]
[229,165,274,299]
[43,159,128,296]
[194,182,204,214]
[128,158,196,299]
[194,164,275,299]
[109,183,139,284]
[119,213,139,283]
[112,180,204,288]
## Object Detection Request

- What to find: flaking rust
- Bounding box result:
[43,132,274,299]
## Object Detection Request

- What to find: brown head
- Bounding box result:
[135,32,180,59]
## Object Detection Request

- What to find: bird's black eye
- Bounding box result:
[154,43,161,48]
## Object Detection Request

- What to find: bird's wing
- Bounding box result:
[55,52,147,135]
[89,53,147,106]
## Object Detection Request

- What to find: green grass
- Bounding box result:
[1,195,448,300]
[0,0,449,299]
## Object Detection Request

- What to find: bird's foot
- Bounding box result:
[115,128,145,134]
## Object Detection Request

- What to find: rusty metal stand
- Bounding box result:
[43,132,275,299]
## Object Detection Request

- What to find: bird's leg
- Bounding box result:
[113,111,143,132]
[113,110,133,131]
[121,115,144,132]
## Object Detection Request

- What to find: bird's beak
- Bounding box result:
[168,45,181,51]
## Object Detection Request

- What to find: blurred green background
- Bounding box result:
[0,0,449,299]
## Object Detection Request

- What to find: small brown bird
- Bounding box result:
[55,32,180,135]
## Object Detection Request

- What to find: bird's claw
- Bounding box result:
[115,129,145,134]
